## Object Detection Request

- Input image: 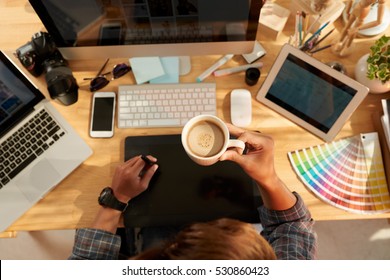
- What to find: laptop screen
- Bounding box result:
[0,52,43,137]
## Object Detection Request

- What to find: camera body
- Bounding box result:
[15,32,78,106]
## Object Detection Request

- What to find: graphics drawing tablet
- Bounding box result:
[256,44,369,142]
[123,134,261,227]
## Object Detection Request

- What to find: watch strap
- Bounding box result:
[99,187,128,212]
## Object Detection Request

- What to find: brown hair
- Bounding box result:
[133,218,276,260]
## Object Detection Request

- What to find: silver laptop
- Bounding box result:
[0,51,92,232]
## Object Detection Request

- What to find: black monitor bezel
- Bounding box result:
[28,0,263,48]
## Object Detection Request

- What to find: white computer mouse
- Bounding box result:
[230,89,252,127]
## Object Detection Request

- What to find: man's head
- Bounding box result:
[133,218,276,260]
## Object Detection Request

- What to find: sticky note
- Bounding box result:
[129,57,165,84]
[150,57,179,84]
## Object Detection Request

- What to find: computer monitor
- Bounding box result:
[29,0,263,61]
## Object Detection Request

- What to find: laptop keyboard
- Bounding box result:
[0,109,66,188]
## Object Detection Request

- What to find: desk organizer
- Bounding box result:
[289,0,345,32]
[258,2,290,40]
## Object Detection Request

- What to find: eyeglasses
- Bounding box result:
[84,58,131,92]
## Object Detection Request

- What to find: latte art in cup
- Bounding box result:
[181,115,245,166]
[187,120,225,157]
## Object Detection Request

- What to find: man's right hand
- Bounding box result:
[111,155,158,204]
[220,124,296,210]
[220,124,277,188]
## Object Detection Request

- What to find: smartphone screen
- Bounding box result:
[90,93,115,138]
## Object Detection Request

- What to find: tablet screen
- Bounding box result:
[123,134,261,227]
[265,53,357,133]
[256,44,369,142]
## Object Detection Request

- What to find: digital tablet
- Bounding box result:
[123,134,261,227]
[256,44,369,142]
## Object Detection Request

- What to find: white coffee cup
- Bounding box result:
[181,115,245,166]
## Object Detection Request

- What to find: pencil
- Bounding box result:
[302,21,330,48]
[312,28,335,48]
[297,11,302,46]
[302,11,309,35]
[299,12,303,46]
[309,44,332,53]
[303,13,322,42]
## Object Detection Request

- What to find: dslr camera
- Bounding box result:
[15,31,78,106]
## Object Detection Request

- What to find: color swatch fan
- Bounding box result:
[288,133,390,214]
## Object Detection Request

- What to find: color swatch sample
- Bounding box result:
[288,133,390,214]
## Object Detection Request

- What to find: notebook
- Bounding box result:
[123,134,261,227]
[0,51,92,232]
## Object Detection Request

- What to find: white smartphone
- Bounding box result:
[90,92,116,138]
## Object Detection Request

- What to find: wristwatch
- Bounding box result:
[98,187,128,212]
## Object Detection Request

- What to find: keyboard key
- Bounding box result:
[148,119,181,127]
[8,154,37,179]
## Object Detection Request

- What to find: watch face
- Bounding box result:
[98,187,127,212]
[98,187,112,204]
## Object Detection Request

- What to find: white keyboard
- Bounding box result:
[118,83,217,128]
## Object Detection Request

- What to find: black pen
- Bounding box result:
[312,28,335,48]
[141,155,156,166]
[309,44,332,54]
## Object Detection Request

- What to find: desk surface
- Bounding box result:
[1,0,390,234]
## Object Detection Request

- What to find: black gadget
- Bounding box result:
[123,134,262,228]
[98,187,128,212]
[15,31,78,106]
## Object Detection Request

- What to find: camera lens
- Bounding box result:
[45,65,78,106]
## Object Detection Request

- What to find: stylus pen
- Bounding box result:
[141,155,156,166]
[196,54,234,82]
[213,62,264,77]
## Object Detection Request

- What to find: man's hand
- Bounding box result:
[220,124,277,188]
[111,155,158,203]
[220,124,296,210]
[91,155,158,233]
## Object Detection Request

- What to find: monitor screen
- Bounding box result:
[29,0,262,60]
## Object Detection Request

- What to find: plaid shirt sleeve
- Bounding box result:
[68,228,121,260]
[258,192,318,260]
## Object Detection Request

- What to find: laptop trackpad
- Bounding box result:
[16,159,61,202]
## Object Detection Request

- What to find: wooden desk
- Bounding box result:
[1,0,390,236]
